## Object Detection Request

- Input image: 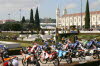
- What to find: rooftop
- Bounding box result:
[62,11,100,17]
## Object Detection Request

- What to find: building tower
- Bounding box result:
[63,8,67,29]
[56,6,60,28]
[63,8,67,15]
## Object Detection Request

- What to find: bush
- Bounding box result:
[0,32,19,40]
[96,37,100,41]
[35,38,43,42]
[8,49,21,55]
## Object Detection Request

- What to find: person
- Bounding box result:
[74,35,78,43]
[0,49,4,66]
[2,45,9,58]
[11,58,19,66]
[86,40,93,49]
[26,46,32,54]
[67,39,71,44]
[73,40,79,50]
[0,49,4,62]
[56,42,63,50]
[31,43,38,54]
[62,37,65,43]
[44,41,49,46]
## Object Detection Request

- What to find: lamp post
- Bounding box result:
[90,15,92,29]
[73,16,75,26]
[69,16,70,29]
[19,9,22,21]
[8,13,10,19]
[96,11,97,30]
[77,16,78,29]
[81,0,83,30]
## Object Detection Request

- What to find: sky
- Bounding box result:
[0,0,100,21]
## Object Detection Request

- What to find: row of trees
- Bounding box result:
[21,7,40,33]
[0,0,90,33]
[0,7,40,34]
[0,22,22,31]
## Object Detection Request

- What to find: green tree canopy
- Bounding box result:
[21,16,26,24]
[30,9,34,25]
[85,0,90,30]
[35,7,40,31]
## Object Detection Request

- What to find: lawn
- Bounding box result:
[78,34,100,41]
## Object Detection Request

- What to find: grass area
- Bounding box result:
[0,32,100,48]
[0,39,33,47]
[0,39,44,47]
[0,32,19,37]
[8,48,22,51]
[78,34,100,41]
[20,43,33,47]
[0,39,32,43]
[59,34,100,42]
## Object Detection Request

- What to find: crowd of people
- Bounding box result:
[0,36,100,66]
[20,37,100,65]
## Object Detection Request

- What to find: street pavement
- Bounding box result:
[0,55,95,66]
[16,55,94,66]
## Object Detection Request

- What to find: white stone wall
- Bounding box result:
[58,13,100,28]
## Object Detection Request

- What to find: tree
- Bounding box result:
[85,0,90,30]
[29,9,34,34]
[11,23,22,31]
[30,9,34,24]
[21,16,26,33]
[2,22,21,31]
[22,16,26,24]
[35,7,40,33]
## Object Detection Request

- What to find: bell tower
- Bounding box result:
[63,8,67,15]
[56,6,60,28]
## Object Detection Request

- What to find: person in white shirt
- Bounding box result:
[31,43,38,53]
[12,58,19,66]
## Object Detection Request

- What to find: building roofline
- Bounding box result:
[62,11,100,17]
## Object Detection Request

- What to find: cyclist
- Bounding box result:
[31,43,38,54]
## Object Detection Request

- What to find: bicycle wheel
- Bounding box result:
[66,58,72,64]
[34,60,40,66]
[79,56,85,62]
[27,59,40,66]
[39,57,47,64]
[53,58,59,66]
[93,54,99,59]
[22,58,28,66]
[58,57,62,62]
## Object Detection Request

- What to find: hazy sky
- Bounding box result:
[0,0,100,21]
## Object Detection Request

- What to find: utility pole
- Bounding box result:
[8,13,10,19]
[96,11,97,30]
[19,9,22,21]
[81,0,83,30]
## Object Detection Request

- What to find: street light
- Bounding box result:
[19,9,22,21]
[96,11,98,30]
[8,13,10,19]
[81,0,83,30]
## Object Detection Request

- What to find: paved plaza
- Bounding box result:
[13,55,94,66]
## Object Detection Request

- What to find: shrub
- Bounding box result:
[35,38,43,42]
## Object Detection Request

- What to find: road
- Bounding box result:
[0,55,95,66]
[16,55,94,66]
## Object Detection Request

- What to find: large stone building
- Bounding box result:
[56,7,100,30]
